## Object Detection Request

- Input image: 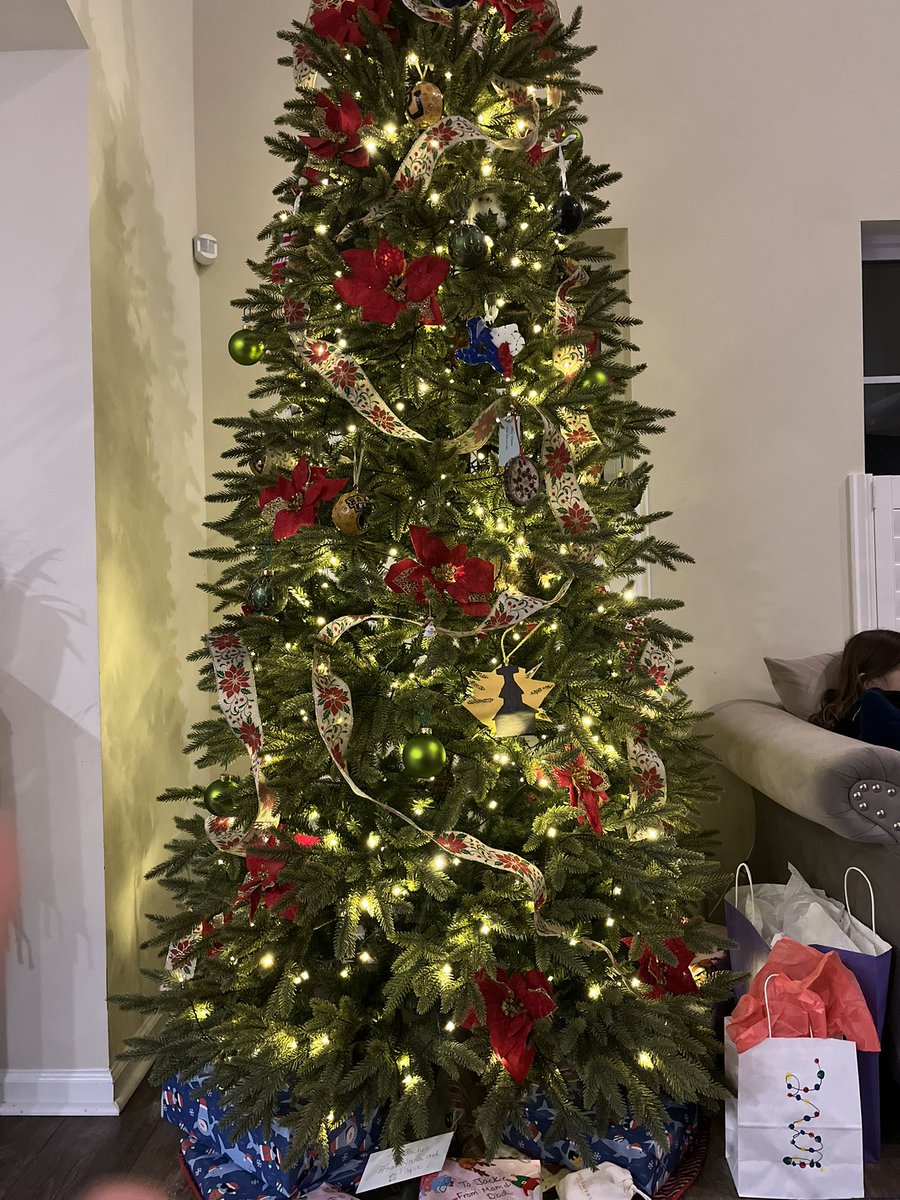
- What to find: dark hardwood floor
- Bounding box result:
[4,1082,900,1200]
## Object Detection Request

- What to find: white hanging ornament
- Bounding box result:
[468,190,507,228]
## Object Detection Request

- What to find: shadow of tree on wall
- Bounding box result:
[75,0,206,1062]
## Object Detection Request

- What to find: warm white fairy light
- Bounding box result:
[510,256,522,268]
[605,917,615,927]
[366,833,380,850]
[441,963,453,976]
[638,1051,654,1069]
[547,826,558,838]
[588,983,601,1000]
[432,854,447,871]
[359,896,372,913]
[480,923,490,935]
[359,950,373,963]
[445,1020,456,1031]
[259,952,275,969]
[316,223,328,234]
[488,800,498,810]
[340,967,350,978]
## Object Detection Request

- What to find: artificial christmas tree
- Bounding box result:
[119,0,734,1190]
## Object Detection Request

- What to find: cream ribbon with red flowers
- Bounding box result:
[203,634,280,854]
[625,635,676,813]
[292,333,429,441]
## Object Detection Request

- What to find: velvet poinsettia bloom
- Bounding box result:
[552,754,609,835]
[300,91,372,167]
[259,457,348,540]
[461,968,555,1085]
[477,0,548,33]
[310,0,395,46]
[622,937,699,999]
[335,238,449,326]
[385,526,495,616]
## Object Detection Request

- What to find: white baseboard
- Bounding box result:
[0,1068,118,1116]
[111,1011,162,1109]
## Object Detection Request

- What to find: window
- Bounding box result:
[862,222,900,474]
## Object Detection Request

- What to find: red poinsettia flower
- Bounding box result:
[622,937,699,999]
[552,754,609,835]
[300,91,372,168]
[335,237,449,326]
[238,834,321,922]
[385,526,495,616]
[259,457,349,541]
[477,0,548,33]
[636,765,664,799]
[239,721,262,754]
[545,444,571,480]
[210,634,242,650]
[319,685,349,716]
[560,502,593,535]
[220,665,251,700]
[310,0,396,46]
[461,968,555,1085]
[437,835,468,855]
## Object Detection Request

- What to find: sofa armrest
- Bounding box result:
[706,699,900,844]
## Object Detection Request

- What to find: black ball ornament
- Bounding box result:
[402,732,447,779]
[246,573,287,615]
[553,191,584,236]
[449,223,490,270]
[203,774,242,817]
[228,329,265,366]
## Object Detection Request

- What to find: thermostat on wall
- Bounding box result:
[193,233,218,265]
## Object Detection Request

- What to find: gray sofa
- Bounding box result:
[706,698,900,1079]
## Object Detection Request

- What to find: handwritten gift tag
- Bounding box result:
[419,1157,543,1200]
[497,415,521,467]
[357,1132,454,1193]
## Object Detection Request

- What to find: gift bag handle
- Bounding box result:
[844,866,876,934]
[734,861,756,924]
[764,973,814,1040]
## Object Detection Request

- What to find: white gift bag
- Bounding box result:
[724,979,864,1199]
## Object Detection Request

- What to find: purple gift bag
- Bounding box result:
[725,864,891,1164]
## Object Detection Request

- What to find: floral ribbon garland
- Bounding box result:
[309,588,620,964]
[625,635,676,813]
[202,634,280,854]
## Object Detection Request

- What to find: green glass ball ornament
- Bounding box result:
[246,573,287,614]
[564,127,584,154]
[449,223,490,270]
[402,731,447,779]
[553,191,584,236]
[203,773,242,816]
[228,329,265,366]
[579,365,610,390]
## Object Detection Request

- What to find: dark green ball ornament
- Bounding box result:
[203,774,242,816]
[553,191,584,236]
[228,329,265,366]
[579,365,610,390]
[402,732,447,779]
[449,223,490,270]
[247,573,286,614]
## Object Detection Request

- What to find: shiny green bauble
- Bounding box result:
[228,329,266,366]
[402,732,447,779]
[449,223,490,270]
[564,127,584,154]
[579,365,610,390]
[247,573,287,614]
[203,774,242,816]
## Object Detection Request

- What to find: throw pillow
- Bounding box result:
[764,650,841,720]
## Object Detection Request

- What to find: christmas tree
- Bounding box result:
[121,0,733,1168]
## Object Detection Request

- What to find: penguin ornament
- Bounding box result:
[463,664,554,737]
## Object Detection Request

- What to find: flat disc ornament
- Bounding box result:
[203,774,242,817]
[402,731,447,779]
[332,490,373,536]
[407,81,444,128]
[503,453,541,507]
[463,665,554,737]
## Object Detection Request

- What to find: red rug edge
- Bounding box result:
[653,1118,710,1200]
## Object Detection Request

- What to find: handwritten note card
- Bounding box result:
[357,1132,454,1193]
[419,1157,543,1200]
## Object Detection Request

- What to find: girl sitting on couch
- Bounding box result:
[810,629,900,745]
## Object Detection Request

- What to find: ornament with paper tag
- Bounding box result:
[463,664,553,736]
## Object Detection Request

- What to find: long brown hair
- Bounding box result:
[810,629,900,728]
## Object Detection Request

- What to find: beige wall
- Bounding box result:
[68,0,209,1086]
